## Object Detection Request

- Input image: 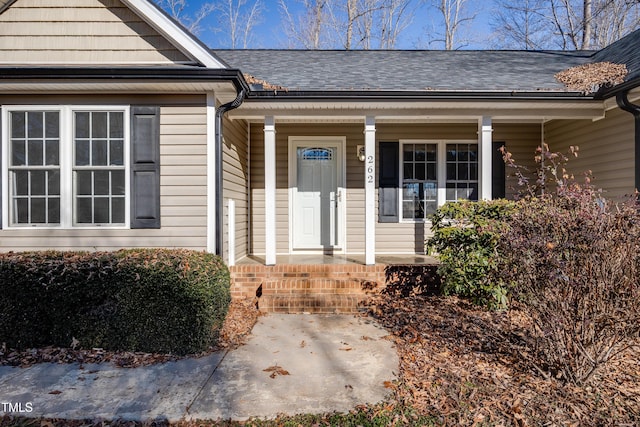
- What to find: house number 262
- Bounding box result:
[366,155,374,184]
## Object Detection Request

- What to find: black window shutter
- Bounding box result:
[130,106,161,229]
[0,110,2,229]
[378,142,399,223]
[492,141,506,199]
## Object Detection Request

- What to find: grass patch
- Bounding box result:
[1,405,440,427]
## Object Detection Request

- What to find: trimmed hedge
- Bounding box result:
[0,249,230,355]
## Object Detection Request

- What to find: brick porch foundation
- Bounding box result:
[229,263,386,313]
[229,261,439,313]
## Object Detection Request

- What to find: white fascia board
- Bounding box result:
[121,0,226,69]
[227,101,606,121]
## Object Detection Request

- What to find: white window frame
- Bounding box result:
[399,139,478,223]
[2,105,131,229]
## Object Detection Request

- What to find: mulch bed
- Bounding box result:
[364,292,640,426]
[0,298,261,369]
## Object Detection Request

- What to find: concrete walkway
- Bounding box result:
[0,314,398,422]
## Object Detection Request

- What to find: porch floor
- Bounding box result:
[234,254,438,266]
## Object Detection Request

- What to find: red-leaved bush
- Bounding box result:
[497,146,640,385]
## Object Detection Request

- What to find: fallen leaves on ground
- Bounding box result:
[217,297,263,349]
[263,365,290,379]
[0,345,179,368]
[1,418,171,427]
[0,298,260,369]
[363,292,640,426]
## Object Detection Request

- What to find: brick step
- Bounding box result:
[258,293,367,314]
[262,277,366,295]
[229,263,386,301]
[257,277,372,313]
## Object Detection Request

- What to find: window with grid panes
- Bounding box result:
[74,111,126,225]
[9,111,61,225]
[402,143,438,220]
[445,143,478,202]
[6,108,127,227]
[399,141,478,221]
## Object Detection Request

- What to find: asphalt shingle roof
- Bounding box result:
[215,29,640,95]
[216,49,593,93]
[592,29,640,83]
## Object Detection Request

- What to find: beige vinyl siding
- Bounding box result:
[0,95,209,251]
[223,117,249,261]
[159,104,207,249]
[544,108,635,200]
[493,123,541,199]
[0,0,191,64]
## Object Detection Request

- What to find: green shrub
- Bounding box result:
[427,199,515,309]
[0,249,230,355]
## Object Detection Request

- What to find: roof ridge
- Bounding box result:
[592,28,640,61]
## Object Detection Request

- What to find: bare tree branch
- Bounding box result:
[490,0,551,49]
[214,0,264,48]
[427,0,478,50]
[156,0,215,34]
[278,0,335,49]
[378,0,414,48]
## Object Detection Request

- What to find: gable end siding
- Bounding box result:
[0,0,191,64]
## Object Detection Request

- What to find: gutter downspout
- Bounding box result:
[215,89,246,256]
[616,90,640,193]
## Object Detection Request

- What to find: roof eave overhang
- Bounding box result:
[0,67,250,95]
[229,92,606,122]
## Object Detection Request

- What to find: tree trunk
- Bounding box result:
[582,0,592,49]
[346,0,356,49]
[313,0,324,49]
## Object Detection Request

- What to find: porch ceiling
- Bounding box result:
[228,99,606,122]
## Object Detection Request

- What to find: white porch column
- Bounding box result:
[364,116,376,265]
[479,116,493,200]
[264,116,277,265]
[206,92,217,254]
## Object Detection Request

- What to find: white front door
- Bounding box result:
[291,139,344,250]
